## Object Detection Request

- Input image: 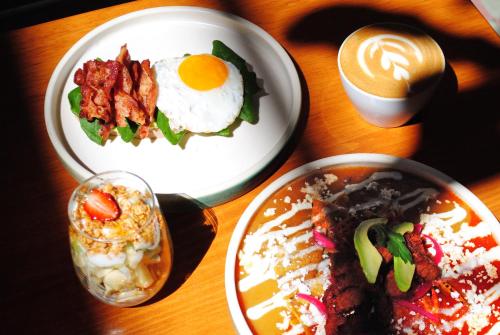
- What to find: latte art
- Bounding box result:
[339,24,445,98]
[357,34,423,82]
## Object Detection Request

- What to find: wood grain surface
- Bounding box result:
[1,0,499,334]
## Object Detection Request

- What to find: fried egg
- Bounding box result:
[154,54,244,133]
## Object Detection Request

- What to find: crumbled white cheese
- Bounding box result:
[264,207,276,217]
[324,173,338,185]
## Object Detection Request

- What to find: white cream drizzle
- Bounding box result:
[283,323,305,335]
[439,303,464,316]
[278,259,330,288]
[255,200,312,236]
[246,289,293,320]
[325,171,403,202]
[453,246,500,277]
[483,282,500,305]
[485,321,500,335]
[396,188,439,212]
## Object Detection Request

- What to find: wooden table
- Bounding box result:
[2,0,499,333]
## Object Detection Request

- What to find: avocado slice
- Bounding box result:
[392,222,415,292]
[354,218,388,283]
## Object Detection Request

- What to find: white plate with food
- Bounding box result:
[44,6,301,206]
[225,153,500,335]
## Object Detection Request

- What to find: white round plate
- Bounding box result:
[225,153,499,334]
[44,6,301,207]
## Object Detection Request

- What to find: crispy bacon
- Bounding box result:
[75,60,120,123]
[137,60,158,120]
[116,44,131,66]
[73,44,157,141]
[114,90,146,127]
[115,45,133,94]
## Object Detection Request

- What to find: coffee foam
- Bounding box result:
[339,23,445,98]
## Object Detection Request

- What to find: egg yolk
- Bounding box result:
[178,54,228,91]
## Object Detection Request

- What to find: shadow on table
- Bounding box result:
[0,0,132,31]
[0,34,102,333]
[287,4,500,184]
[142,195,218,304]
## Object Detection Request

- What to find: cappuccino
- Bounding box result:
[339,23,445,98]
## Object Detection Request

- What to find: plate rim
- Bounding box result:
[44,6,302,206]
[224,153,499,334]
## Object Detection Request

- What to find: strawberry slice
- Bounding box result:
[83,188,121,221]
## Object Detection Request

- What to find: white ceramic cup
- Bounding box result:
[337,24,445,128]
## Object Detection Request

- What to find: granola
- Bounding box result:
[69,179,171,306]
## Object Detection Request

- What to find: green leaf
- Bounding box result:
[217,127,232,137]
[68,86,104,145]
[79,118,103,145]
[387,231,413,264]
[117,119,138,143]
[156,109,185,145]
[212,40,259,124]
[68,87,82,116]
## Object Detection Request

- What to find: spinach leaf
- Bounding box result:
[117,119,138,143]
[68,86,104,145]
[80,118,103,145]
[387,231,413,264]
[156,109,186,145]
[212,40,259,124]
[68,87,82,116]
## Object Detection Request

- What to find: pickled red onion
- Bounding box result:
[414,223,424,235]
[411,281,433,301]
[313,230,335,250]
[422,234,443,264]
[394,299,439,323]
[296,293,327,316]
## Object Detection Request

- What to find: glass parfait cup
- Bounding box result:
[68,171,173,307]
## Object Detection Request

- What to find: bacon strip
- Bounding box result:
[73,44,157,140]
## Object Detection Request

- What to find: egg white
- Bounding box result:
[153,56,244,133]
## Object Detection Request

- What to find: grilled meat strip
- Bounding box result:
[313,200,372,335]
[405,231,441,282]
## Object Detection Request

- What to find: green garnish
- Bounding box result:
[387,231,413,264]
[212,40,259,124]
[354,218,388,284]
[79,118,103,145]
[68,87,103,145]
[68,87,82,116]
[117,119,139,143]
[156,108,185,145]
